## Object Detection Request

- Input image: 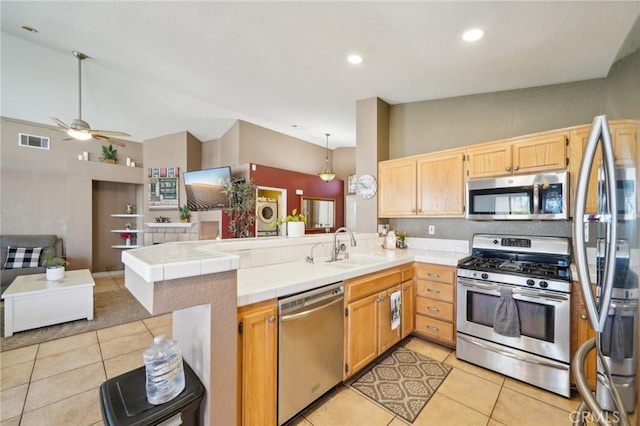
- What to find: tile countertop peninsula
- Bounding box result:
[122,233,470,307]
[121,233,468,426]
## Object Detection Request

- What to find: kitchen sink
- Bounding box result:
[323,254,384,268]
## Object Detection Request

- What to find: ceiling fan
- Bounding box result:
[51,51,129,147]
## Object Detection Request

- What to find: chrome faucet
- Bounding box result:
[332,227,357,261]
[306,242,323,264]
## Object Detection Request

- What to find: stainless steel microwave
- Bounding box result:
[466,171,569,220]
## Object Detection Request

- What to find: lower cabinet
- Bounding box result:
[401,265,415,339]
[344,265,409,379]
[570,281,597,390]
[414,263,456,347]
[237,299,277,426]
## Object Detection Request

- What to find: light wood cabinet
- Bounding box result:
[466,131,568,179]
[237,299,277,426]
[570,282,596,390]
[378,158,417,217]
[466,142,512,179]
[611,122,638,165]
[344,266,406,379]
[414,263,456,347]
[401,265,415,339]
[417,151,466,216]
[379,149,465,217]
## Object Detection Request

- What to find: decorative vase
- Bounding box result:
[126,237,131,246]
[46,266,65,282]
[287,222,305,238]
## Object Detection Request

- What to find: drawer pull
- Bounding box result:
[426,325,440,332]
[580,314,588,320]
[427,273,441,278]
[427,306,440,312]
[427,288,441,294]
[268,316,276,323]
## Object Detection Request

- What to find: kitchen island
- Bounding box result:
[122,233,468,425]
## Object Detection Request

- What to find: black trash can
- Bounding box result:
[100,361,205,426]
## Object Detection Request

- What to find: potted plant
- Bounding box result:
[44,256,69,281]
[179,205,191,223]
[223,178,257,238]
[100,144,118,164]
[276,208,307,237]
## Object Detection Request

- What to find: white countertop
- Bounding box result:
[122,234,470,307]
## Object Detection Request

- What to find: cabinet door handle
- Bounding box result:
[427,288,441,294]
[426,325,440,332]
[427,273,441,278]
[513,165,519,171]
[268,316,276,323]
[403,287,410,292]
[580,314,588,320]
[505,166,511,172]
[428,306,440,312]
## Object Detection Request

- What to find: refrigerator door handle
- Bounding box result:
[572,115,618,333]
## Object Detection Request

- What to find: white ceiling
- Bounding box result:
[1,1,639,149]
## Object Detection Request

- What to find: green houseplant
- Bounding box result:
[223,178,257,238]
[44,256,69,281]
[276,208,307,237]
[100,144,118,164]
[179,205,191,223]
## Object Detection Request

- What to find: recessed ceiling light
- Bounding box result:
[462,28,484,42]
[21,25,39,33]
[347,54,363,65]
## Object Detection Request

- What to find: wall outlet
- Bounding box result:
[295,189,303,195]
[428,225,435,235]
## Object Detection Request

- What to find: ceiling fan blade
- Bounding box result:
[93,134,126,147]
[90,130,131,138]
[51,117,70,130]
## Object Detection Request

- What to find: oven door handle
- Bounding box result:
[458,334,567,370]
[459,279,568,302]
[512,289,569,302]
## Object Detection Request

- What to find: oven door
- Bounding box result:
[456,277,571,363]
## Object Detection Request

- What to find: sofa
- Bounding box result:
[1,235,63,293]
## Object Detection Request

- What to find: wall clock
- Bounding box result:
[356,174,377,199]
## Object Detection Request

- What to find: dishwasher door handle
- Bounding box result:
[280,296,343,322]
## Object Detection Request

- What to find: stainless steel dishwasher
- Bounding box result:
[278,282,344,425]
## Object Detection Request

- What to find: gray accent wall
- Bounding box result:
[387,49,640,241]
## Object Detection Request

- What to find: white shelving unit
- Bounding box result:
[111,214,144,249]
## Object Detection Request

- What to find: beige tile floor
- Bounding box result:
[0,271,622,425]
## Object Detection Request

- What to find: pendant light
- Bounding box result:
[318,133,336,182]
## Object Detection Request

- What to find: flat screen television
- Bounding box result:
[183,166,232,210]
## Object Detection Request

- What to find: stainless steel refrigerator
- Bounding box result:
[573,115,638,426]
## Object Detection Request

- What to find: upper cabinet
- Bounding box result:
[378,158,417,217]
[378,149,465,218]
[466,131,568,180]
[611,122,638,165]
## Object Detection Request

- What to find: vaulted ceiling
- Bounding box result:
[2,1,638,148]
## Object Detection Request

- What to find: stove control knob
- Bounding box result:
[539,281,549,288]
[481,273,489,280]
[526,279,535,286]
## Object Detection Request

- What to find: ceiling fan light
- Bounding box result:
[67,129,92,141]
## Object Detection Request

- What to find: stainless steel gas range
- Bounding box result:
[456,234,572,397]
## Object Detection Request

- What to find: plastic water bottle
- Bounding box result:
[143,335,186,405]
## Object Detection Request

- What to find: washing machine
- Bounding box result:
[256,197,278,236]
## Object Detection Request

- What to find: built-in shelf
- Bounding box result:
[145,222,196,228]
[111,229,144,233]
[111,245,141,249]
[111,214,143,218]
[112,213,144,249]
